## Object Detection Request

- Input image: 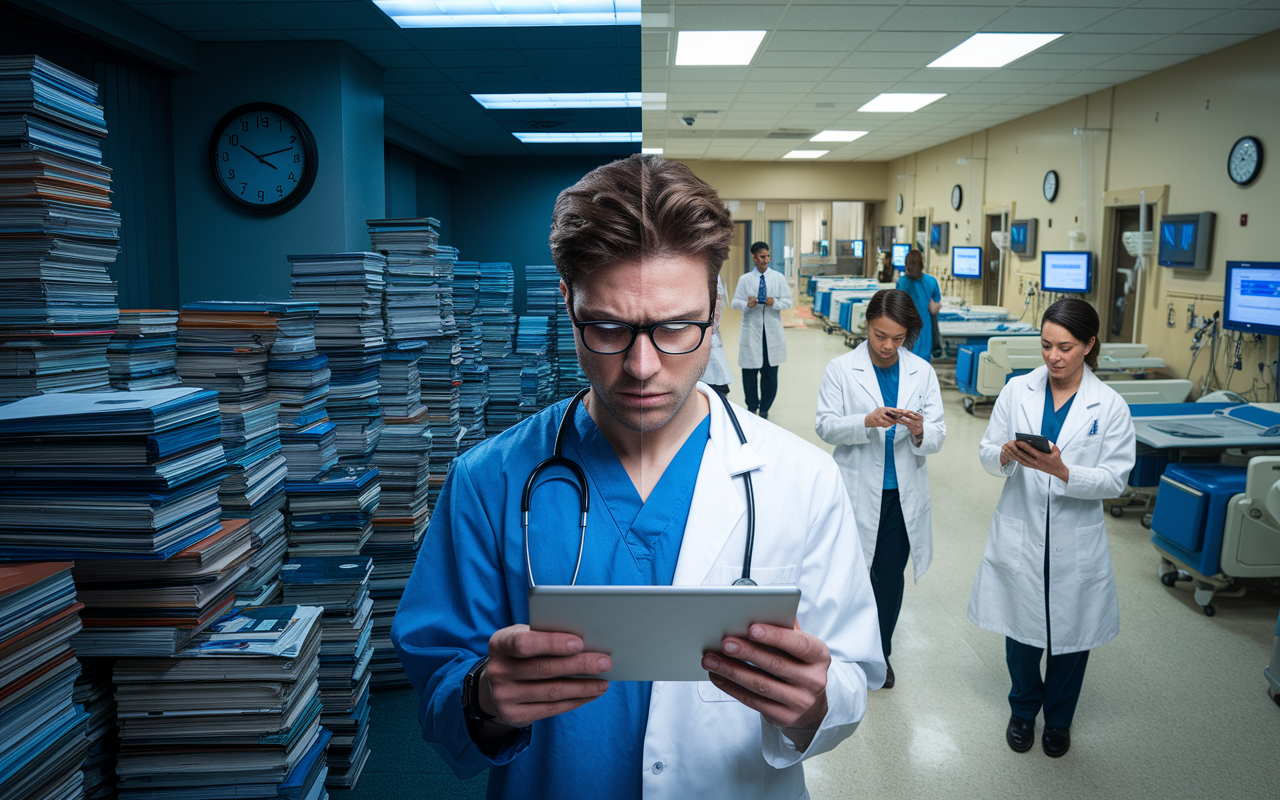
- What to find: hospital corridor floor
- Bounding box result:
[335,309,1280,800]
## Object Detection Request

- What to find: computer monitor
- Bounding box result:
[1041,251,1092,294]
[891,243,910,269]
[930,222,949,254]
[1010,219,1038,260]
[1223,260,1280,337]
[952,246,982,279]
[1158,212,1215,271]
[852,240,864,259]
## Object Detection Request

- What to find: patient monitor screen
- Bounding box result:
[892,243,910,269]
[1224,261,1280,336]
[952,246,982,279]
[1041,251,1092,293]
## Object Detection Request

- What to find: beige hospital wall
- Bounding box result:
[874,30,1280,398]
[678,160,889,201]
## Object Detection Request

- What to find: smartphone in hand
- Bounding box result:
[1015,432,1052,453]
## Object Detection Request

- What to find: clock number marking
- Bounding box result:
[240,119,249,132]
[257,190,265,201]
[240,183,247,194]
[276,185,283,197]
[227,168,234,178]
[294,154,301,163]
[259,114,269,129]
[289,172,296,182]
[289,136,296,144]
[221,152,229,162]
[226,134,239,146]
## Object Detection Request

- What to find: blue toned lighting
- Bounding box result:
[473,93,641,109]
[514,132,643,143]
[375,1,641,28]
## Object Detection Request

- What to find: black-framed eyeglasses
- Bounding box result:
[568,288,714,355]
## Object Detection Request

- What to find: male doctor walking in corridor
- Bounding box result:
[732,242,792,419]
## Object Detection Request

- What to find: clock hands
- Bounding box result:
[258,146,294,158]
[239,144,278,170]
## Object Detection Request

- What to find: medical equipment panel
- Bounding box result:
[1150,463,1247,577]
[1223,261,1280,338]
[891,243,910,269]
[952,246,982,279]
[1010,219,1037,260]
[1158,212,1215,271]
[1041,250,1093,294]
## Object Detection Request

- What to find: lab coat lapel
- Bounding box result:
[671,386,754,586]
[849,343,884,407]
[896,349,923,411]
[1019,366,1049,435]
[1056,368,1103,451]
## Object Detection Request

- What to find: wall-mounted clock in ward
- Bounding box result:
[896,193,904,214]
[209,103,318,214]
[951,184,962,211]
[1227,136,1262,186]
[1043,169,1058,202]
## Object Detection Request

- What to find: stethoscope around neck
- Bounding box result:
[521,387,758,588]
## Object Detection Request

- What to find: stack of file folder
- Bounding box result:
[285,464,380,557]
[516,315,559,417]
[378,340,424,419]
[556,299,588,400]
[288,253,386,461]
[0,561,89,800]
[486,356,525,436]
[74,657,119,800]
[452,261,489,451]
[0,55,121,402]
[108,309,180,390]
[420,335,462,506]
[281,558,374,790]
[477,262,515,362]
[111,604,329,799]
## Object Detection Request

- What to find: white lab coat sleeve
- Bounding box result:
[908,365,946,457]
[980,385,1018,478]
[814,361,871,446]
[774,274,793,310]
[1061,399,1136,500]
[760,459,882,767]
[730,273,750,311]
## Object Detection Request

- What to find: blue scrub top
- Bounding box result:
[873,362,899,490]
[896,273,940,361]
[1041,383,1076,444]
[392,397,710,800]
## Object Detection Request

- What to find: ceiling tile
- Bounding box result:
[825,67,915,81]
[778,4,899,30]
[671,67,753,81]
[748,67,834,82]
[838,51,933,68]
[642,32,670,51]
[281,29,412,50]
[245,1,388,30]
[755,51,849,68]
[363,50,428,69]
[767,31,870,50]
[984,6,1116,32]
[1095,52,1200,71]
[1183,9,1280,33]
[1059,69,1147,83]
[857,31,969,52]
[981,69,1079,83]
[672,5,786,29]
[1042,33,1164,53]
[1081,8,1225,35]
[1133,33,1255,53]
[1011,52,1114,70]
[123,2,268,32]
[879,4,1008,32]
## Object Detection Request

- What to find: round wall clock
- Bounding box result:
[1227,136,1262,186]
[951,184,962,211]
[896,193,904,214]
[209,103,318,214]
[1043,170,1058,202]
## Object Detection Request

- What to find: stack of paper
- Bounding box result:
[476,261,515,362]
[452,261,489,452]
[556,298,588,400]
[486,356,525,436]
[0,55,120,401]
[420,335,461,507]
[281,559,374,790]
[523,265,561,404]
[108,309,180,390]
[378,340,424,419]
[279,419,338,483]
[285,464,380,557]
[516,315,559,418]
[0,562,89,800]
[74,657,118,799]
[287,253,386,462]
[111,605,329,798]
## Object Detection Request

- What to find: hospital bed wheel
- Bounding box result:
[1161,572,1178,588]
[1110,505,1124,518]
[1141,513,1153,529]
[1202,604,1216,617]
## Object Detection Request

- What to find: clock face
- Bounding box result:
[896,193,904,214]
[1228,136,1262,186]
[209,103,317,214]
[1043,170,1058,202]
[951,184,962,211]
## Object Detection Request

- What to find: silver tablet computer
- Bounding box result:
[528,585,801,682]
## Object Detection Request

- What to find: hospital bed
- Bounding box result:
[1268,604,1280,705]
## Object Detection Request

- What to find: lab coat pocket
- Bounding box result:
[709,564,800,586]
[984,512,1025,575]
[1075,522,1112,583]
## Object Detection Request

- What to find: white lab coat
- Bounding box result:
[968,366,1136,655]
[642,383,885,800]
[814,343,946,582]
[731,269,793,369]
[702,276,734,386]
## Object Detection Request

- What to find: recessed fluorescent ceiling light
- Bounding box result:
[642,147,664,155]
[675,31,767,66]
[810,130,868,142]
[473,93,641,109]
[374,0,640,28]
[514,132,642,143]
[783,150,828,159]
[928,33,1063,69]
[858,93,946,113]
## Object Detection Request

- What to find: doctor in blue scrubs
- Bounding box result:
[392,155,884,800]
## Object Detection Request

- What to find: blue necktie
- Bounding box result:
[757,273,767,305]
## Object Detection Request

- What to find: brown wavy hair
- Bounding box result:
[1042,298,1100,369]
[549,155,732,305]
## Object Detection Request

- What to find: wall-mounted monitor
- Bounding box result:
[1223,260,1280,337]
[891,243,910,269]
[1010,218,1038,260]
[1158,212,1216,271]
[952,246,982,279]
[930,222,949,254]
[1041,251,1093,294]
[853,239,864,258]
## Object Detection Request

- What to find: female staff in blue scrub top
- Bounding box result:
[815,290,947,690]
[391,155,884,800]
[895,249,941,362]
[969,299,1135,759]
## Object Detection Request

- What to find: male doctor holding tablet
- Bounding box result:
[392,154,884,800]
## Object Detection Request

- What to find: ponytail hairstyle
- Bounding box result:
[1041,298,1100,369]
[864,289,923,350]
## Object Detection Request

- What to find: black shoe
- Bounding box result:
[759,409,769,420]
[1006,714,1035,753]
[1042,726,1070,757]
[882,661,894,689]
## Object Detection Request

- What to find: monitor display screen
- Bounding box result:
[1224,261,1280,336]
[1159,219,1198,267]
[1010,222,1029,253]
[852,240,864,258]
[1041,251,1092,293]
[952,246,982,279]
[892,243,910,269]
[930,224,941,249]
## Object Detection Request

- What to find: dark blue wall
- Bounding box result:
[449,156,617,314]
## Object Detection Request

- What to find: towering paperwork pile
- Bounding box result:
[477,262,520,436]
[108,309,180,390]
[285,464,379,557]
[452,260,488,453]
[0,55,120,402]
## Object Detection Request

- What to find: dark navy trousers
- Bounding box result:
[869,489,910,660]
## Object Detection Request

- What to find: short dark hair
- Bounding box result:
[1041,298,1100,369]
[549,154,732,304]
[865,289,923,350]
[750,241,770,255]
[904,249,924,272]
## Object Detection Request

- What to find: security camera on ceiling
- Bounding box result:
[681,115,696,126]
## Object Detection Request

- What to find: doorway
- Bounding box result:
[1104,205,1153,342]
[722,220,752,297]
[768,220,787,274]
[983,213,1003,306]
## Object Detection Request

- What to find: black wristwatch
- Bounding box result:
[463,656,496,723]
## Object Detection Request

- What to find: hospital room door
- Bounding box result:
[1104,205,1152,342]
[768,220,787,273]
[983,214,1003,306]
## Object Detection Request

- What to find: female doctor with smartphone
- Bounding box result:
[816,289,946,688]
[969,298,1135,759]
